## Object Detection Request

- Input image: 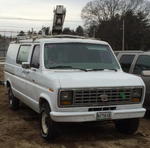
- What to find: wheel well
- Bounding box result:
[6,81,11,88]
[39,98,50,111]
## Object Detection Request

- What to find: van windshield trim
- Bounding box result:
[44,43,120,70]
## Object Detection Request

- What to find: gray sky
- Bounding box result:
[0,0,91,35]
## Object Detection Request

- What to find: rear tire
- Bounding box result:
[8,87,20,110]
[115,118,139,134]
[40,102,56,141]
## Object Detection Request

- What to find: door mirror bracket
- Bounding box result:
[22,62,30,69]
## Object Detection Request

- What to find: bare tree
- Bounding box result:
[81,0,150,27]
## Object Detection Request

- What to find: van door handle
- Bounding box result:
[32,79,35,83]
[22,70,30,74]
[31,68,37,72]
[26,71,30,74]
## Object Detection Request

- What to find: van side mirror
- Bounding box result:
[22,62,30,69]
[142,70,150,77]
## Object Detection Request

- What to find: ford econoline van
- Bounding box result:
[5,36,146,140]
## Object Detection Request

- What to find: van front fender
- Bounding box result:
[39,93,55,112]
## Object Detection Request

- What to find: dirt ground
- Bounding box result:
[0,64,4,81]
[1,65,150,148]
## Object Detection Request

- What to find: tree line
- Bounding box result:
[81,0,150,51]
[17,25,84,37]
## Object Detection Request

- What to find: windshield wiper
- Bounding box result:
[87,68,118,72]
[87,69,104,71]
[49,66,117,72]
[49,65,88,72]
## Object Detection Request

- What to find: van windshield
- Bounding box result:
[44,43,120,70]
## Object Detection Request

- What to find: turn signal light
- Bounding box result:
[131,98,140,103]
[60,101,72,105]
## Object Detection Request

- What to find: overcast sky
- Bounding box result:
[0,0,91,35]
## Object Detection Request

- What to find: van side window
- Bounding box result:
[119,55,135,72]
[30,45,40,69]
[16,45,31,64]
[133,55,150,75]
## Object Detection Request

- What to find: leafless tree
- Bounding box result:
[81,0,150,27]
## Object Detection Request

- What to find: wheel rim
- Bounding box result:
[9,98,13,105]
[41,112,49,135]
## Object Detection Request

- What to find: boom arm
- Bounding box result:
[52,5,66,35]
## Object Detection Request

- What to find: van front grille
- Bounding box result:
[73,88,133,106]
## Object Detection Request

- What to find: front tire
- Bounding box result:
[40,103,56,141]
[8,87,20,110]
[115,118,139,134]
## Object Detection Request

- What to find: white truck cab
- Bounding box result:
[5,36,146,140]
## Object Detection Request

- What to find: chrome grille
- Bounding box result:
[73,88,133,106]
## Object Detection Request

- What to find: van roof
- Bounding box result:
[12,35,109,45]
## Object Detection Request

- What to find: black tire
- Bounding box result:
[8,87,20,110]
[144,110,150,118]
[115,118,139,134]
[40,102,56,141]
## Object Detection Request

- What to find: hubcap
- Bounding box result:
[42,112,49,135]
[9,99,13,105]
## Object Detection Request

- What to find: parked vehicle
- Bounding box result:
[5,36,146,140]
[116,50,150,111]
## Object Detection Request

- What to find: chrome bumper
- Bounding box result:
[50,108,146,122]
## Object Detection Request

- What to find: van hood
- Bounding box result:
[45,70,144,89]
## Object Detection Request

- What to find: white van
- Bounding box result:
[5,36,146,140]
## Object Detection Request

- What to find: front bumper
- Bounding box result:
[50,108,146,122]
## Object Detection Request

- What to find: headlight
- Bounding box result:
[60,91,73,106]
[131,88,142,103]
